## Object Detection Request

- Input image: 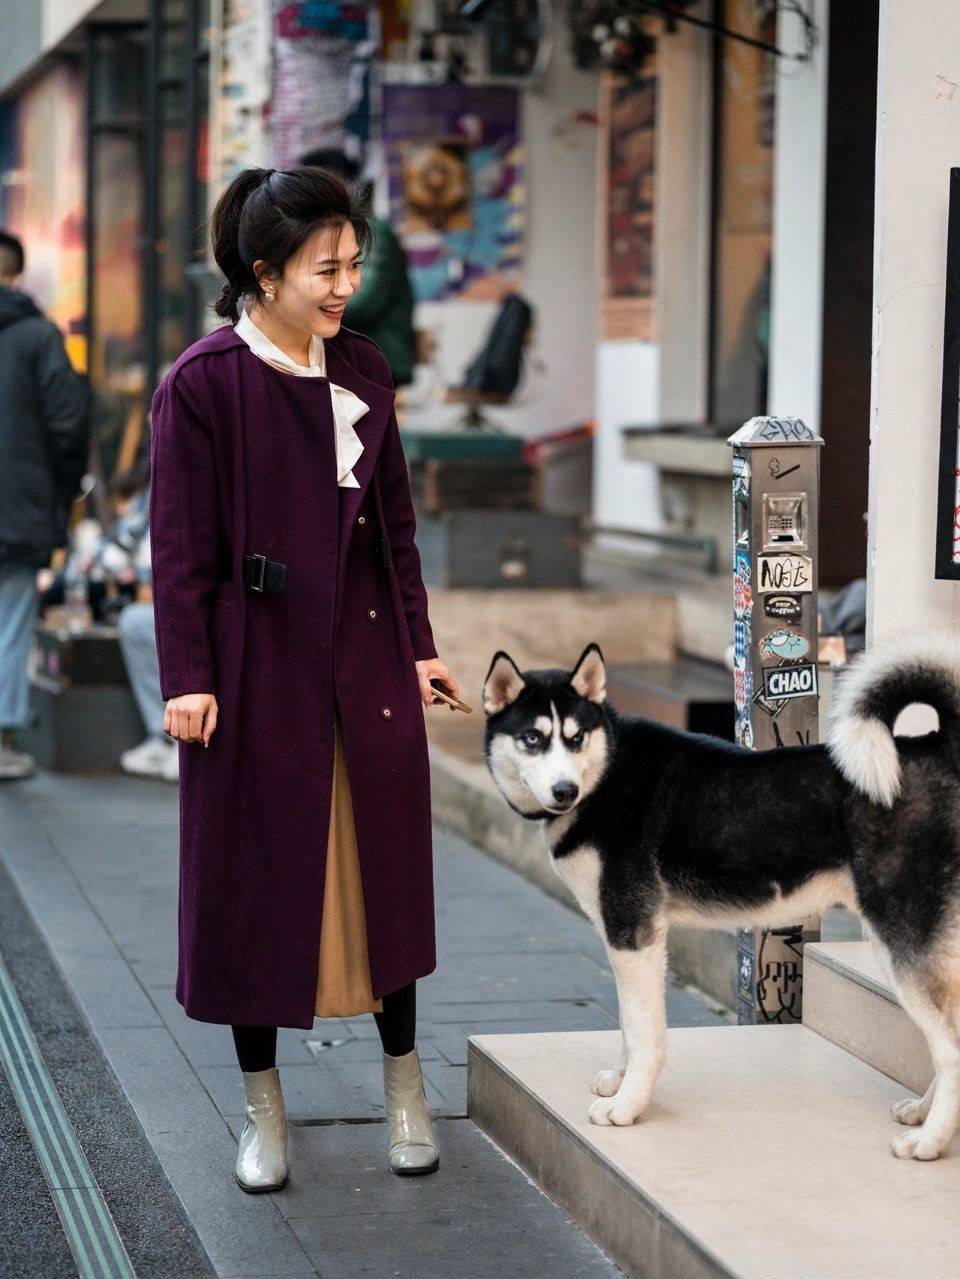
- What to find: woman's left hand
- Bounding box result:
[415,657,462,710]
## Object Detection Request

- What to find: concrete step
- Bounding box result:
[468,1025,957,1279]
[803,941,933,1094]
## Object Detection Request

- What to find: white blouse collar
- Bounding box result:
[235,303,368,488]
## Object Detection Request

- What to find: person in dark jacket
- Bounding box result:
[300,149,417,387]
[0,231,90,779]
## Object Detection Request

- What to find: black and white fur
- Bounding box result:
[482,640,960,1160]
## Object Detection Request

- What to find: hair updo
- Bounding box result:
[209,166,374,323]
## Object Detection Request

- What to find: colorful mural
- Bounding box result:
[382,82,524,302]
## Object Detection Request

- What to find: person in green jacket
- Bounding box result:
[300,149,416,387]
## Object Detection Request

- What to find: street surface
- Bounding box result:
[0,771,727,1278]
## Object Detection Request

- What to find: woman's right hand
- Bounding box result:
[164,693,218,747]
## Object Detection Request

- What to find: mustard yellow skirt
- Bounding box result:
[314,712,383,1017]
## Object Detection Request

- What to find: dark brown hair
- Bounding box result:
[0,230,24,277]
[209,166,373,323]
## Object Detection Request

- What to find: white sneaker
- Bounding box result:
[0,745,35,781]
[160,740,180,782]
[121,736,179,781]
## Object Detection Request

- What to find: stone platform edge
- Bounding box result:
[467,1034,732,1279]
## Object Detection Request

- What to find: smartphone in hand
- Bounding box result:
[429,678,473,713]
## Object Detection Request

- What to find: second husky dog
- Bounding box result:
[482,641,960,1161]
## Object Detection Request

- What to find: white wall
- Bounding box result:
[593,341,660,530]
[867,0,960,643]
[767,0,830,429]
[42,0,145,53]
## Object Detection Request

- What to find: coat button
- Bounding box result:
[367,608,378,621]
[381,706,392,719]
[357,515,366,525]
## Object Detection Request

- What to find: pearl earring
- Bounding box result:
[264,290,275,302]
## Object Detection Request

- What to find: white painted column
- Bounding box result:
[767,0,829,429]
[867,0,960,644]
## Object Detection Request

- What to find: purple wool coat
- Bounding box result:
[148,323,438,1028]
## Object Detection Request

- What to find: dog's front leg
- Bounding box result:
[589,932,668,1127]
[591,1042,627,1098]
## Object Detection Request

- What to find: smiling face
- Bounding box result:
[253,220,363,343]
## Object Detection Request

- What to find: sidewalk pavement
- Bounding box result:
[0,770,728,1278]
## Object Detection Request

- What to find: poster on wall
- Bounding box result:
[381,82,524,303]
[270,1,377,170]
[935,167,960,578]
[598,67,656,342]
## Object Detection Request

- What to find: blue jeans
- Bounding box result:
[0,563,37,731]
[117,601,168,740]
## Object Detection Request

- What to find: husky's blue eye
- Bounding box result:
[519,730,542,748]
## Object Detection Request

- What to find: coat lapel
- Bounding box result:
[324,335,397,607]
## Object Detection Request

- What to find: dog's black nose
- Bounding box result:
[552,781,578,806]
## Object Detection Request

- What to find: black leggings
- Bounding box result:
[231,980,417,1071]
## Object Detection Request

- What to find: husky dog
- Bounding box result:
[482,641,960,1160]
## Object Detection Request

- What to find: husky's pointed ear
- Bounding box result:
[482,651,527,716]
[570,643,606,703]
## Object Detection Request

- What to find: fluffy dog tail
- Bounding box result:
[827,639,960,806]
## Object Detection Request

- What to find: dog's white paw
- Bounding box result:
[891,1095,929,1127]
[890,1128,945,1161]
[588,1093,645,1127]
[591,1067,626,1097]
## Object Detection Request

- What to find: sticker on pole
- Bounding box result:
[762,663,818,701]
[764,593,802,621]
[760,627,811,661]
[758,553,813,593]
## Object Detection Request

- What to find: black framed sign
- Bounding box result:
[936,168,960,578]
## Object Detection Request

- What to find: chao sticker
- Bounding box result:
[757,553,812,594]
[762,663,818,700]
[735,551,751,584]
[764,593,802,621]
[760,627,811,661]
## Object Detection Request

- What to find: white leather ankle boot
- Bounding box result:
[235,1066,288,1192]
[382,1048,439,1175]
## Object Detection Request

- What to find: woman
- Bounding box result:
[148,166,461,1193]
